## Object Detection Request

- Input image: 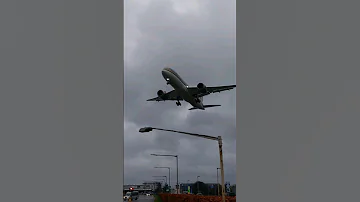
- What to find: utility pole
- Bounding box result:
[217,167,220,196]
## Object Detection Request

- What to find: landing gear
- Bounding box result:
[176,96,182,106]
[193,94,201,103]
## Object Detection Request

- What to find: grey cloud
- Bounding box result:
[124,0,236,186]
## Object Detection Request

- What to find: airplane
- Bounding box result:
[146,67,236,110]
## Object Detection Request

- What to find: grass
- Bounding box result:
[154,194,163,202]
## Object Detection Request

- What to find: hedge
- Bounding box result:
[154,194,163,202]
[158,193,236,202]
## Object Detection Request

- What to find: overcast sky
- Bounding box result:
[124,0,236,186]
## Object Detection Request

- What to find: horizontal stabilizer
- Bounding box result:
[188,105,221,110]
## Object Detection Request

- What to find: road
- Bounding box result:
[129,195,154,202]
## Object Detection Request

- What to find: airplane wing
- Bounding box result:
[187,85,236,97]
[146,90,183,101]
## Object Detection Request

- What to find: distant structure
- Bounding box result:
[179,183,193,194]
[123,181,161,194]
[143,181,161,191]
[179,182,220,195]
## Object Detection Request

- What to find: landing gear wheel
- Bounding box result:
[176,101,181,106]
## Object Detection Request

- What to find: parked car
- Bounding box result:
[123,191,139,201]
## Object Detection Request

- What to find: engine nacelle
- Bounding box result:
[157,90,168,99]
[157,90,164,97]
[197,83,207,93]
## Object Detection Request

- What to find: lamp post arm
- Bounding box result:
[152,154,177,157]
[152,128,219,141]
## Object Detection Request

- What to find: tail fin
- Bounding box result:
[188,105,221,110]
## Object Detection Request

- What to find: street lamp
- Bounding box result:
[152,179,165,187]
[197,176,200,194]
[217,167,221,196]
[153,179,165,183]
[153,179,165,182]
[140,127,226,202]
[152,176,167,186]
[151,153,179,194]
[154,166,171,188]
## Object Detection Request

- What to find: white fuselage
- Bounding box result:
[162,68,205,110]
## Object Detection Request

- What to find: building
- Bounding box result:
[123,181,161,194]
[179,182,222,195]
[179,183,193,194]
[143,181,161,191]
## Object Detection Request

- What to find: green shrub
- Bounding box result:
[154,194,163,202]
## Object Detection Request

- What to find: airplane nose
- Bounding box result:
[162,69,169,77]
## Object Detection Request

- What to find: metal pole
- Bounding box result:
[217,168,219,196]
[197,176,200,194]
[176,155,179,194]
[168,168,171,191]
[218,136,226,202]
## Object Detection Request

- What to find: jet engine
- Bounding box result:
[197,83,207,93]
[157,90,168,99]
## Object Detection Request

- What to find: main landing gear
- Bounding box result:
[176,96,181,106]
[192,94,201,103]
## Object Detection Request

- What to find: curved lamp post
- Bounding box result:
[154,166,171,188]
[140,127,226,202]
[151,153,179,194]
